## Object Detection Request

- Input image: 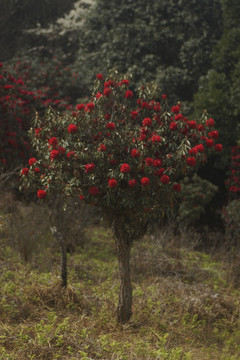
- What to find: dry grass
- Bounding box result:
[0,195,240,359]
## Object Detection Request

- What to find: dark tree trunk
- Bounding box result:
[51,226,67,288]
[112,217,133,323]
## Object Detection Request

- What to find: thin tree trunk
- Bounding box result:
[112,217,133,323]
[51,226,67,288]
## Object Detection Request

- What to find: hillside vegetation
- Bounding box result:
[0,195,239,360]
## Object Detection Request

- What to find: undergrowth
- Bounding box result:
[0,200,240,359]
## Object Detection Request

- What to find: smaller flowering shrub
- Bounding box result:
[0,58,81,171]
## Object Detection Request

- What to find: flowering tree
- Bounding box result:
[20,70,222,323]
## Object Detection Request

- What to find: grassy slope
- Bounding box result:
[0,222,240,360]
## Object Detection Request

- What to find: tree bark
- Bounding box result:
[112,217,133,323]
[51,226,67,288]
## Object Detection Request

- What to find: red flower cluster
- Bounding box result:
[37,189,47,199]
[85,163,95,173]
[0,59,75,169]
[141,177,150,186]
[142,117,152,127]
[120,163,130,173]
[68,124,77,133]
[108,178,117,188]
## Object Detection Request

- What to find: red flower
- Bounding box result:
[189,147,198,156]
[131,149,140,158]
[103,87,111,97]
[106,122,116,130]
[208,130,219,139]
[129,179,137,187]
[170,122,177,130]
[215,144,223,152]
[186,157,196,167]
[162,94,167,100]
[122,79,129,85]
[98,144,106,151]
[173,183,181,192]
[108,178,117,188]
[58,146,66,155]
[206,138,214,148]
[85,102,95,111]
[34,167,40,173]
[96,91,102,99]
[171,105,180,114]
[141,101,150,109]
[187,120,197,129]
[141,177,150,186]
[120,163,130,173]
[68,124,77,133]
[67,151,75,158]
[85,163,95,173]
[131,111,138,119]
[151,135,161,143]
[124,90,133,99]
[89,186,99,195]
[50,150,59,160]
[142,118,152,127]
[96,73,103,80]
[35,128,42,137]
[37,190,47,199]
[145,157,154,166]
[175,114,183,121]
[196,144,204,153]
[76,103,85,110]
[153,159,162,168]
[28,157,37,166]
[21,167,29,175]
[104,80,114,88]
[4,84,14,90]
[79,195,85,200]
[48,137,58,146]
[206,118,214,127]
[161,175,170,184]
[197,124,204,132]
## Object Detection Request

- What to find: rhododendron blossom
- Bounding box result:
[108,178,117,188]
[120,163,130,173]
[106,122,115,130]
[37,189,47,199]
[48,137,58,146]
[142,117,152,127]
[187,157,196,167]
[28,157,37,166]
[129,179,137,187]
[85,163,95,173]
[68,124,77,133]
[21,167,29,175]
[50,150,59,160]
[161,175,170,184]
[141,177,150,186]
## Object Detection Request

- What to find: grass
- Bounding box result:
[0,202,240,359]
